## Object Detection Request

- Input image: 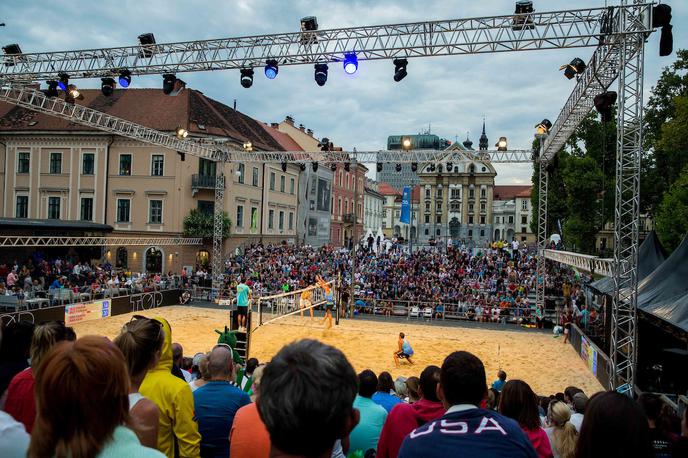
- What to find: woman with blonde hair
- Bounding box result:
[113,316,164,449]
[545,400,578,458]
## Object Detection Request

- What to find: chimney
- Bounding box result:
[285,115,295,126]
[298,124,305,132]
[271,122,279,128]
[233,99,237,110]
[306,128,313,137]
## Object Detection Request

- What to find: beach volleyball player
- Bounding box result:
[316,276,335,330]
[394,332,415,367]
[299,287,314,320]
[236,277,251,331]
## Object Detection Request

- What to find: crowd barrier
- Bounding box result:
[569,323,612,390]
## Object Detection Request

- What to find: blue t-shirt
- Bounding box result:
[398,407,537,458]
[491,379,506,391]
[349,395,388,454]
[193,381,251,458]
[372,391,403,413]
[236,283,250,307]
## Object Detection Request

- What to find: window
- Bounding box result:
[199,158,216,177]
[290,178,295,194]
[436,228,441,236]
[279,211,284,230]
[382,209,387,219]
[521,226,528,233]
[49,153,62,174]
[268,210,274,229]
[469,203,474,212]
[149,200,162,224]
[450,202,461,211]
[280,175,285,193]
[425,202,431,212]
[508,216,514,224]
[480,229,485,237]
[451,188,460,199]
[338,198,342,216]
[469,188,475,199]
[394,210,400,218]
[480,188,486,199]
[469,216,474,224]
[436,214,442,223]
[149,154,164,176]
[237,164,245,184]
[424,214,430,224]
[80,197,93,221]
[436,188,443,198]
[252,167,259,186]
[424,228,429,235]
[82,153,95,175]
[480,203,486,212]
[15,196,28,218]
[468,229,473,237]
[236,205,244,227]
[270,172,276,190]
[250,207,258,230]
[521,215,528,224]
[17,152,30,173]
[119,154,132,176]
[425,188,431,199]
[198,200,214,215]
[480,216,486,224]
[289,212,294,230]
[48,197,60,219]
[117,199,130,223]
[522,200,528,210]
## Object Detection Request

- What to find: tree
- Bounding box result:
[183,209,231,239]
[655,165,688,251]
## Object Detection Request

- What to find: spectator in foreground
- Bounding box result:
[0,326,30,457]
[171,343,192,382]
[372,371,403,413]
[249,365,264,402]
[492,369,507,391]
[575,391,651,458]
[672,407,688,456]
[113,316,164,449]
[3,321,75,433]
[237,357,259,393]
[188,353,210,392]
[0,320,34,397]
[230,365,270,458]
[140,317,200,458]
[194,344,251,458]
[28,336,164,457]
[638,393,676,456]
[405,376,420,404]
[349,370,388,455]
[500,380,553,458]
[545,400,578,458]
[398,351,537,458]
[377,365,445,458]
[569,392,587,432]
[258,339,359,457]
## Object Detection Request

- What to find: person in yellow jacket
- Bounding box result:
[140,317,201,458]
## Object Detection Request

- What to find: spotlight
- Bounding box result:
[240,68,254,88]
[162,74,176,95]
[411,162,418,172]
[265,59,278,79]
[447,162,453,171]
[535,119,552,135]
[243,141,253,152]
[44,80,59,98]
[330,163,337,172]
[281,162,288,173]
[176,127,189,139]
[429,164,436,172]
[402,137,412,150]
[2,43,23,66]
[512,1,535,31]
[101,77,116,96]
[437,164,443,174]
[393,58,408,82]
[377,162,383,173]
[67,84,83,100]
[594,91,617,123]
[314,64,328,86]
[312,162,319,172]
[344,163,350,172]
[300,163,306,172]
[57,73,69,91]
[318,137,331,151]
[343,53,358,75]
[496,137,508,151]
[652,5,673,57]
[395,164,402,172]
[138,33,156,58]
[118,69,131,88]
[301,16,318,32]
[560,58,586,79]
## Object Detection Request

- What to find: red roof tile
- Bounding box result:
[378,182,402,196]
[494,185,532,200]
[261,124,304,152]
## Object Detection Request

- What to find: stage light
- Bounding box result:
[243,141,253,152]
[300,163,306,171]
[67,84,82,99]
[2,43,23,66]
[281,162,288,173]
[402,137,412,150]
[343,53,358,74]
[377,163,383,173]
[429,164,435,172]
[594,91,617,123]
[312,162,319,172]
[411,162,418,172]
[241,68,254,88]
[57,73,69,91]
[496,137,508,151]
[344,163,350,172]
[301,16,318,32]
[395,163,402,172]
[535,119,552,135]
[560,58,586,79]
[330,163,337,172]
[512,1,535,31]
[393,58,408,82]
[653,5,673,57]
[118,69,131,88]
[163,74,176,95]
[319,137,331,151]
[265,59,278,79]
[176,127,189,139]
[314,64,328,86]
[138,33,156,58]
[100,77,116,96]
[44,80,59,98]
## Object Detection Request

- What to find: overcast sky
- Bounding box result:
[2,0,685,184]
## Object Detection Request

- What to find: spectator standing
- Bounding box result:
[349,370,388,455]
[545,400,578,458]
[492,370,507,391]
[230,365,270,458]
[638,393,676,457]
[372,371,403,413]
[193,345,251,458]
[257,339,359,457]
[398,351,537,458]
[140,317,200,458]
[499,379,553,458]
[575,391,652,458]
[236,277,251,331]
[377,365,445,458]
[28,336,164,458]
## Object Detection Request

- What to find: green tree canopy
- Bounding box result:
[655,164,688,252]
[183,209,231,239]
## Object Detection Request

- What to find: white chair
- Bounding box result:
[423,307,433,320]
[409,306,420,320]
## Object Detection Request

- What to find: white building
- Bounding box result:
[364,179,385,235]
[492,186,534,244]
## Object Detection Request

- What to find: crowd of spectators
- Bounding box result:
[1,316,686,458]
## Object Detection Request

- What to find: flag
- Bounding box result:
[400,186,411,224]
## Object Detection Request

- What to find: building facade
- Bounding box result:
[492,185,534,244]
[363,179,384,235]
[0,88,294,273]
[378,134,451,191]
[330,162,368,246]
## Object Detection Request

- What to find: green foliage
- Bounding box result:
[655,165,688,252]
[183,209,231,238]
[645,49,688,149]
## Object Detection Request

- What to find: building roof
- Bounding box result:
[378,182,402,196]
[493,185,532,200]
[0,88,283,151]
[261,123,304,151]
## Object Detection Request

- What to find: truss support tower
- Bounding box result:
[212,174,226,297]
[535,135,548,310]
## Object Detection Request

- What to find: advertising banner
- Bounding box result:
[400,186,411,224]
[65,299,111,326]
[580,335,598,376]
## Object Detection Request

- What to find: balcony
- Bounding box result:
[343,213,355,224]
[191,174,224,195]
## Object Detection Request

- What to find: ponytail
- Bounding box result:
[552,419,578,458]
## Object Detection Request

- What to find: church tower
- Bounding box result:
[479,120,489,151]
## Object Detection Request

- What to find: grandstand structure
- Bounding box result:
[0,1,656,392]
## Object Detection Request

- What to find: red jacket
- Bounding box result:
[377,398,445,458]
[4,367,36,433]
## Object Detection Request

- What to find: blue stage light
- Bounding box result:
[57,73,69,91]
[118,69,131,88]
[343,53,358,74]
[265,59,278,79]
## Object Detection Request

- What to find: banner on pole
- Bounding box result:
[400,186,411,224]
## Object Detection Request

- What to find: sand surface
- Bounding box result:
[71,306,603,395]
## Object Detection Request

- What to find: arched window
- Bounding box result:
[116,247,128,268]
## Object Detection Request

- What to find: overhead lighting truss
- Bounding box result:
[0,236,203,247]
[0,5,652,82]
[544,249,614,276]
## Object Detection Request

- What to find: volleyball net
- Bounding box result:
[255,280,336,328]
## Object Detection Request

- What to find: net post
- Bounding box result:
[258,297,262,327]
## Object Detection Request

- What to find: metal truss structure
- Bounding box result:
[544,249,614,276]
[535,136,548,312]
[212,174,226,294]
[0,5,650,82]
[0,236,203,247]
[0,1,657,392]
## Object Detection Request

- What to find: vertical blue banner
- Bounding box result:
[400,186,411,224]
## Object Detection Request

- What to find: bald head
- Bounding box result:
[208,345,233,380]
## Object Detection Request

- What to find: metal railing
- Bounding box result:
[191,174,220,190]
